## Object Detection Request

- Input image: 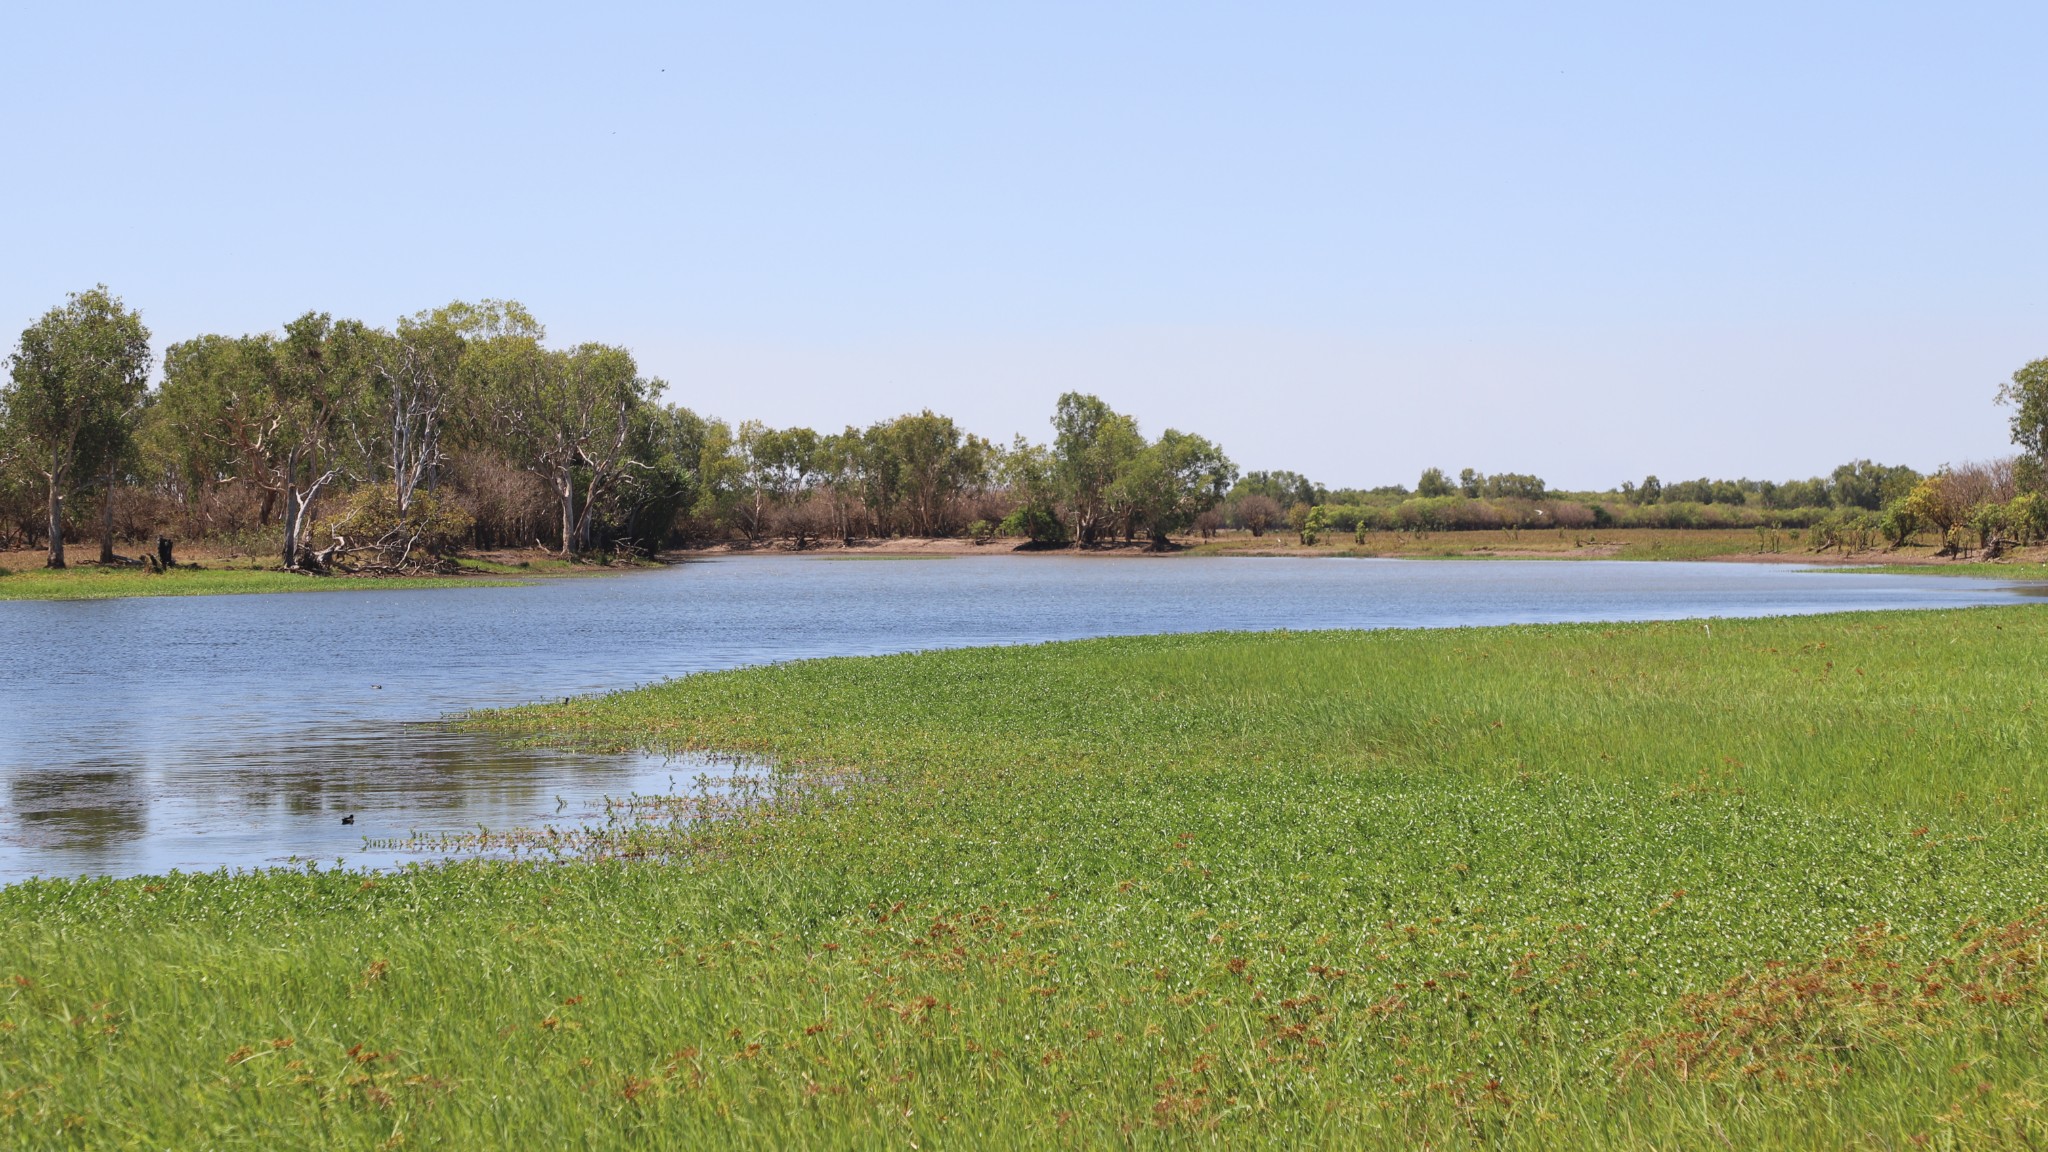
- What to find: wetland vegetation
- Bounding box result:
[6,606,2048,1147]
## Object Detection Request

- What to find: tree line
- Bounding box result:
[0,288,1237,570]
[6,286,2046,569]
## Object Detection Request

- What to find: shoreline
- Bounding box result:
[7,530,2044,602]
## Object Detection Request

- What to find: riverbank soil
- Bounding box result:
[8,530,2043,601]
[685,527,2048,570]
[7,606,2048,1147]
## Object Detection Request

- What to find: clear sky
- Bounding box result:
[4,2,2043,490]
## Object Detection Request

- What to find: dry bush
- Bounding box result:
[1232,494,1283,536]
[1939,458,2018,509]
[947,489,1015,536]
[444,450,556,550]
[771,492,836,549]
[318,488,474,569]
[1541,502,1596,530]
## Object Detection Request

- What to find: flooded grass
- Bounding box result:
[6,606,2048,1147]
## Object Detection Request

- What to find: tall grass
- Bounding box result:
[6,608,2048,1147]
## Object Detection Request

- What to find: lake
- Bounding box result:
[1,555,2037,881]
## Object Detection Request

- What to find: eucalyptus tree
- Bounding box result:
[2,286,153,568]
[1050,392,1142,547]
[689,417,746,536]
[612,403,710,552]
[732,422,820,541]
[1999,357,2048,491]
[996,435,1065,545]
[465,322,650,554]
[272,313,378,568]
[92,391,153,564]
[812,428,871,543]
[865,411,992,537]
[373,307,467,514]
[1111,429,1237,549]
[157,314,377,570]
[154,334,271,519]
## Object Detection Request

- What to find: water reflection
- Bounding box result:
[2,556,2039,880]
[0,729,729,881]
[10,771,148,853]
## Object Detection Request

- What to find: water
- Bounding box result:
[1,555,2037,880]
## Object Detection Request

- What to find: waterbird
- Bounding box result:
[341,814,355,825]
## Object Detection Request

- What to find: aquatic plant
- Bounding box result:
[6,607,2048,1147]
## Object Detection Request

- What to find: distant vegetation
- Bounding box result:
[5,285,2046,571]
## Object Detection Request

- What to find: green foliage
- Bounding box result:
[1285,499,1313,540]
[996,504,1065,546]
[1967,501,2011,550]
[1997,355,2048,463]
[2,285,153,566]
[1108,428,1236,547]
[1810,508,1881,553]
[1297,502,1329,544]
[1415,466,1454,498]
[1900,475,1967,537]
[860,411,993,537]
[1479,471,1546,500]
[1880,498,1920,546]
[2008,492,2048,543]
[1051,392,1144,546]
[1830,459,1922,511]
[1229,469,1323,508]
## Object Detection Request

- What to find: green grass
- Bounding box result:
[7,608,2048,1147]
[0,565,516,600]
[1816,561,2048,581]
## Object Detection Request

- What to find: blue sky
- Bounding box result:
[4,2,2043,489]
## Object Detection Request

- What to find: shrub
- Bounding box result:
[1299,504,1329,546]
[320,488,474,568]
[1542,502,1596,530]
[999,503,1067,547]
[1968,503,2010,551]
[2009,492,2048,543]
[1231,494,1283,537]
[1880,499,1920,547]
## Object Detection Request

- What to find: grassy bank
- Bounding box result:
[0,551,627,601]
[0,565,511,600]
[7,609,2048,1147]
[1814,561,2048,581]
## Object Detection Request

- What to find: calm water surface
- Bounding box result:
[1,555,2037,880]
